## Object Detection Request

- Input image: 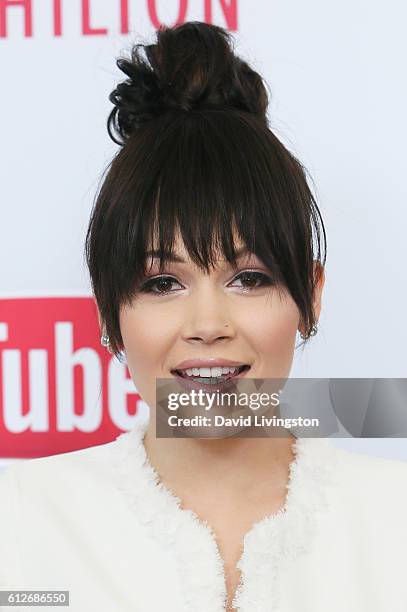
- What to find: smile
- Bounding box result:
[171,364,251,385]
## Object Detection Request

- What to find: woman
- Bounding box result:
[1,21,407,612]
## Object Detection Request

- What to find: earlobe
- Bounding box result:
[298,263,325,337]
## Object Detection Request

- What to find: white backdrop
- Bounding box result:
[1,0,406,463]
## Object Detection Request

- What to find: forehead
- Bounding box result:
[149,221,245,250]
[148,230,250,264]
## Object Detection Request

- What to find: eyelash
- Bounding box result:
[139,271,274,296]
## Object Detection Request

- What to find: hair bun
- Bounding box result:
[107,21,270,145]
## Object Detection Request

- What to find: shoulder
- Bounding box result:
[325,440,407,522]
[332,441,407,485]
[0,436,121,511]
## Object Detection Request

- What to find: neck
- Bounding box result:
[143,410,297,498]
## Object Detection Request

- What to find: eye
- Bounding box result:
[138,270,274,296]
[229,271,274,291]
[139,275,182,295]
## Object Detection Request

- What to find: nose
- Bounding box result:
[183,321,233,344]
[181,293,235,344]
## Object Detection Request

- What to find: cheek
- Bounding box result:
[119,305,168,407]
[119,305,173,371]
[246,293,300,367]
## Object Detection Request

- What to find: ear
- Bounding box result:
[312,261,325,320]
[298,261,325,335]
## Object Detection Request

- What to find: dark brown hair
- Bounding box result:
[85,21,326,357]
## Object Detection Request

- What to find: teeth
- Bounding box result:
[182,366,240,378]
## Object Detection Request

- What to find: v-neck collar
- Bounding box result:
[111,419,339,612]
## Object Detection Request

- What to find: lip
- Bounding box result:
[172,357,250,370]
[170,363,251,392]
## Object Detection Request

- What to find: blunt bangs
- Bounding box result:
[85,107,326,355]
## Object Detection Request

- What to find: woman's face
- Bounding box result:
[118,231,324,413]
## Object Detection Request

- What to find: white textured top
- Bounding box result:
[1,419,407,612]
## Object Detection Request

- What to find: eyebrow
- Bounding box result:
[145,246,251,263]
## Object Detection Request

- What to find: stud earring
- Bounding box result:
[100,332,114,353]
[100,332,110,348]
[299,323,318,340]
[100,330,127,364]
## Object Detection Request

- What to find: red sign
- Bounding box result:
[0,0,238,38]
[0,297,144,458]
